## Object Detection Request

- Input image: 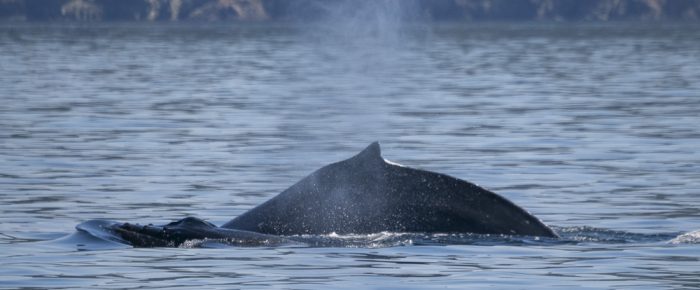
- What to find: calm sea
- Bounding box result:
[1,22,699,289]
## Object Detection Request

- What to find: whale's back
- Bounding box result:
[223,142,557,238]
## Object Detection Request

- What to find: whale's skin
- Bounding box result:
[97,142,557,247]
[107,217,295,247]
[223,142,558,238]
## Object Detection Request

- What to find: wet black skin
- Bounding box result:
[109,142,557,247]
[110,217,293,247]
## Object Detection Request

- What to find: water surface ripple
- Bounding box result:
[1,23,699,289]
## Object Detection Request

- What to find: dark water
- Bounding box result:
[1,22,699,289]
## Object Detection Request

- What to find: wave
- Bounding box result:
[36,221,697,250]
[668,230,700,245]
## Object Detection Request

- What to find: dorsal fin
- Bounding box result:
[350,141,382,163]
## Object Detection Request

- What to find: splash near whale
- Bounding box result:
[79,142,558,248]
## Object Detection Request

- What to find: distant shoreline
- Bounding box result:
[2,0,700,22]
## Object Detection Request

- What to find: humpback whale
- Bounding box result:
[107,142,557,247]
[223,142,556,237]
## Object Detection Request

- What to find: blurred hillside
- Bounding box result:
[1,0,700,21]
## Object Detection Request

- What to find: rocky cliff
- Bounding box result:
[1,0,699,21]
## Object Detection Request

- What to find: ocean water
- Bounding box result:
[1,22,699,289]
